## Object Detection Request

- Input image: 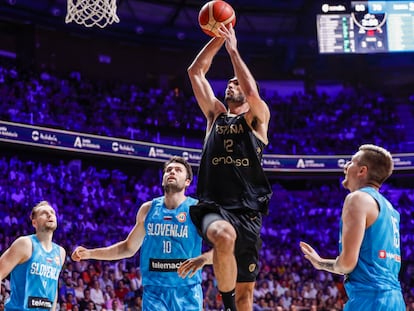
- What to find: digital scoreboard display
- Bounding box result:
[317,1,414,53]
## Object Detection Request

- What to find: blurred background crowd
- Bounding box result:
[1,62,412,154]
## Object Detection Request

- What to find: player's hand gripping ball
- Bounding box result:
[198,0,236,37]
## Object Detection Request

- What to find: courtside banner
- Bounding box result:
[1,121,413,172]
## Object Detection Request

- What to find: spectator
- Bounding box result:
[89,280,105,311]
[74,277,86,302]
[78,288,96,311]
[104,286,123,311]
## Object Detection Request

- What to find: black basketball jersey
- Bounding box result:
[197,113,272,214]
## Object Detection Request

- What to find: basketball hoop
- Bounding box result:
[65,0,120,28]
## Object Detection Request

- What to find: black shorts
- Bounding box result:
[190,201,262,282]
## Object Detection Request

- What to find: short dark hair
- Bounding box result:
[164,156,193,181]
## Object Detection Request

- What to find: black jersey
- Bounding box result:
[196,113,272,214]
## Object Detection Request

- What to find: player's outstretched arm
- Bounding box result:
[71,202,151,261]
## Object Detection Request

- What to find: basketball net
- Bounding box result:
[65,0,120,28]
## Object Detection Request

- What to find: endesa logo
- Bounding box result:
[378,250,387,259]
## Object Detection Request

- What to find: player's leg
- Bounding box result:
[205,218,237,292]
[202,213,238,310]
[233,211,262,311]
[235,281,255,311]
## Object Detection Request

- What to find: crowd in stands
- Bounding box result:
[0,64,408,154]
[1,63,414,310]
[0,154,413,311]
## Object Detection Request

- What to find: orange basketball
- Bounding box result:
[198,1,236,37]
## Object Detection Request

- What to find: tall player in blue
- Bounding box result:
[71,156,212,311]
[0,201,66,311]
[300,144,406,310]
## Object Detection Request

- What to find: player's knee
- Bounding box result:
[235,290,253,308]
[207,221,236,249]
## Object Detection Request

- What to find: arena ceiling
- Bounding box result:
[0,0,324,51]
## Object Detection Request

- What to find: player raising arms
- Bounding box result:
[187,23,273,311]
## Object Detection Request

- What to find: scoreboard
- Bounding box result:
[317,1,414,53]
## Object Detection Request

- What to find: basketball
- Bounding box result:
[198,1,236,37]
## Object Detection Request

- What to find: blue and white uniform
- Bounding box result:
[5,235,62,311]
[340,187,405,311]
[140,196,203,311]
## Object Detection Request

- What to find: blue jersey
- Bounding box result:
[340,187,402,295]
[6,235,63,311]
[140,196,202,287]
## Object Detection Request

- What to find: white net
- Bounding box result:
[65,0,120,28]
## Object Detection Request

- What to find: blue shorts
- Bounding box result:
[344,289,405,311]
[143,284,203,311]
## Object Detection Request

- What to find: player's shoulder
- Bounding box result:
[344,190,376,210]
[137,200,153,219]
[347,189,374,200]
[13,235,33,247]
[8,235,33,260]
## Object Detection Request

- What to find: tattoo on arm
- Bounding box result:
[318,261,335,272]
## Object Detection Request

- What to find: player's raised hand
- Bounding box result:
[299,241,323,269]
[218,23,237,52]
